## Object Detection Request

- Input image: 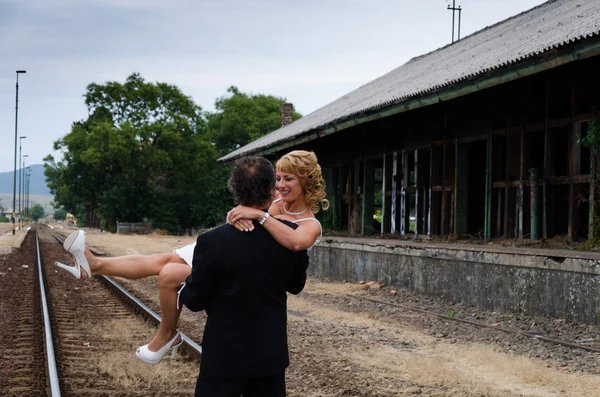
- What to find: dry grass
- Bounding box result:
[341,346,504,396]
[303,279,365,295]
[84,230,195,257]
[289,288,600,397]
[461,347,600,396]
[289,294,435,345]
[98,353,197,391]
[342,343,600,397]
[91,319,198,392]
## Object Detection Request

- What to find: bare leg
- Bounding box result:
[146,262,192,351]
[85,250,186,279]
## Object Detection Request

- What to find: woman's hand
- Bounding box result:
[226,210,254,232]
[227,205,265,232]
[231,219,254,232]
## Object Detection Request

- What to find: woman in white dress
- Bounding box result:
[56,150,329,364]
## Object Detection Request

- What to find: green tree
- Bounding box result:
[208,86,302,156]
[198,86,302,222]
[30,204,45,222]
[45,73,209,233]
[45,76,302,234]
[53,208,67,221]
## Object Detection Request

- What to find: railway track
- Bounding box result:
[2,226,201,396]
[3,225,600,396]
[1,230,46,396]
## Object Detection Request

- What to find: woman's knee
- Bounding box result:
[152,252,182,267]
[158,263,189,288]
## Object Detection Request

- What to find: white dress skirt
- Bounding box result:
[173,243,196,268]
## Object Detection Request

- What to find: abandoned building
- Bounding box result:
[221,0,600,243]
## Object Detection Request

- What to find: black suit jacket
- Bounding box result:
[179,219,309,379]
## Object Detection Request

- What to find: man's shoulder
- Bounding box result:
[197,224,232,242]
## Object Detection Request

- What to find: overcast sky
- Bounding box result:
[0,0,546,173]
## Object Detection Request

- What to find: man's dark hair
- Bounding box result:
[227,156,275,207]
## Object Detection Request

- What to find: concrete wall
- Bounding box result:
[309,238,600,324]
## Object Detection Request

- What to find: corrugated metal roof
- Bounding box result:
[220,0,600,162]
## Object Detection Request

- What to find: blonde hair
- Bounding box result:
[276,150,330,214]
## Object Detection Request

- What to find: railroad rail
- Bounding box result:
[47,227,203,359]
[4,225,201,396]
[3,230,49,395]
[36,229,61,396]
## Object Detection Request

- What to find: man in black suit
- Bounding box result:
[179,156,309,397]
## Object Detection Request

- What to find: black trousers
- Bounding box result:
[194,372,286,397]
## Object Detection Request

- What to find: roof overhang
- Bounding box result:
[219,0,600,164]
[220,36,600,163]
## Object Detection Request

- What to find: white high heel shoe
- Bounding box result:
[136,331,183,365]
[55,230,92,279]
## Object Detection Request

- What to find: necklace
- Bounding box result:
[283,202,307,215]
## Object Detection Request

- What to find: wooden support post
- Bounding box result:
[542,125,551,239]
[331,167,342,230]
[590,153,596,240]
[391,151,399,234]
[428,147,434,237]
[496,188,502,236]
[414,149,420,236]
[454,142,458,235]
[350,162,362,235]
[450,187,455,234]
[519,128,524,239]
[504,120,511,238]
[362,161,375,235]
[568,124,581,241]
[401,151,408,235]
[381,154,387,234]
[543,160,548,239]
[455,143,468,235]
[354,162,362,193]
[441,142,448,235]
[340,165,348,229]
[382,153,393,234]
[484,133,493,241]
[568,80,581,241]
[543,77,549,239]
[345,164,352,228]
[322,166,334,227]
[530,168,540,240]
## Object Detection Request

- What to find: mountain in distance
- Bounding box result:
[0,164,50,196]
[0,164,56,214]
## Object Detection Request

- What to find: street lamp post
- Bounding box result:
[26,167,32,222]
[20,154,29,228]
[12,70,26,235]
[18,137,27,225]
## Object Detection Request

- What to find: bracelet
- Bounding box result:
[259,212,270,225]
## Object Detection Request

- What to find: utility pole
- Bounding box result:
[26,167,31,223]
[457,5,462,41]
[18,136,26,226]
[12,70,26,235]
[447,1,463,43]
[21,155,28,228]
